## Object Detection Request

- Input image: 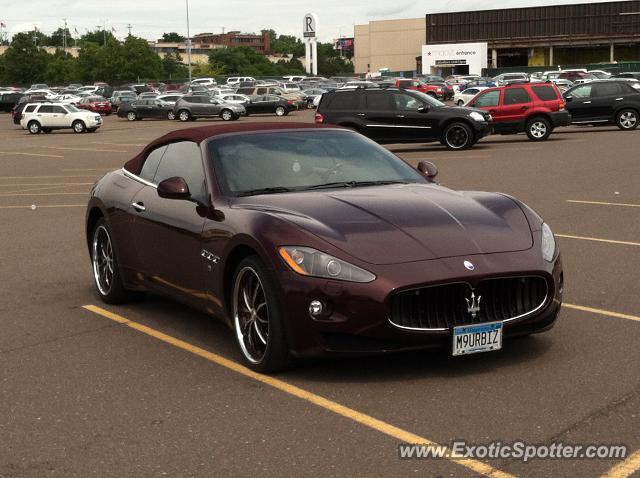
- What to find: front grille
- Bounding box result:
[389,276,548,330]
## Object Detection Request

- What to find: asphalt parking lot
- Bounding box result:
[1,110,639,478]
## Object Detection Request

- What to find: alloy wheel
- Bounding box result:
[127,112,136,121]
[221,110,232,121]
[179,110,190,121]
[619,111,637,129]
[445,125,469,149]
[529,121,547,139]
[275,106,285,116]
[92,225,114,296]
[167,111,176,120]
[233,267,269,364]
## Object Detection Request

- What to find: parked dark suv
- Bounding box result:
[563,80,640,130]
[315,87,492,149]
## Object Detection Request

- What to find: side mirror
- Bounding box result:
[157,177,191,200]
[564,95,573,102]
[418,105,430,113]
[417,160,438,182]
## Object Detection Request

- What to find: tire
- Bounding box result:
[442,122,474,150]
[87,128,98,133]
[126,111,136,121]
[73,120,86,134]
[456,100,464,106]
[28,121,41,134]
[178,110,191,122]
[167,111,176,120]
[91,218,133,304]
[615,108,638,130]
[42,128,52,134]
[525,117,552,141]
[275,106,286,117]
[427,92,437,98]
[232,256,292,373]
[307,100,315,109]
[220,109,233,121]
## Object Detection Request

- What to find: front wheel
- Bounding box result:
[73,120,86,133]
[616,108,638,130]
[178,110,191,122]
[275,106,286,117]
[91,218,133,304]
[127,111,137,121]
[525,117,552,141]
[442,122,474,150]
[232,256,291,373]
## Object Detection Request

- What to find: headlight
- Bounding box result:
[279,246,376,283]
[469,111,486,122]
[541,223,556,262]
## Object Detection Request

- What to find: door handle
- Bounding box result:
[583,101,591,104]
[356,113,365,116]
[131,202,146,212]
[615,98,624,101]
[396,115,405,118]
[521,106,529,110]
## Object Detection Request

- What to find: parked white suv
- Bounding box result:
[226,76,256,86]
[191,77,217,88]
[20,103,103,134]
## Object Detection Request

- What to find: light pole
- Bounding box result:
[186,0,192,84]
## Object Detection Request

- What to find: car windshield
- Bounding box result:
[65,105,80,112]
[209,130,426,196]
[409,91,445,107]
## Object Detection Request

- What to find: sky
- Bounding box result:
[0,0,632,43]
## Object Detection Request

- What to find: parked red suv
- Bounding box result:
[77,96,113,115]
[466,82,571,141]
[395,79,447,100]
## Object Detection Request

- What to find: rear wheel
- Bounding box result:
[616,108,638,130]
[456,100,465,106]
[126,111,136,121]
[220,109,233,121]
[275,106,286,117]
[525,117,551,141]
[72,120,86,133]
[28,121,41,134]
[42,128,52,134]
[232,256,292,373]
[427,92,437,98]
[167,111,176,120]
[178,110,191,122]
[443,122,474,150]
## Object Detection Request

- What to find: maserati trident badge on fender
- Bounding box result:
[466,291,482,319]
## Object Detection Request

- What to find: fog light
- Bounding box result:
[309,300,324,317]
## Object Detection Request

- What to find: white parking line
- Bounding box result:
[556,234,640,247]
[567,200,640,208]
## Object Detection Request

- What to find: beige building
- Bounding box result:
[354,18,425,74]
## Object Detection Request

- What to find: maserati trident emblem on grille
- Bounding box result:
[464,260,475,271]
[465,291,482,319]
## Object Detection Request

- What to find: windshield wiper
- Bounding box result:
[304,180,409,190]
[237,186,295,196]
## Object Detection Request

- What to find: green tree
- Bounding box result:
[80,29,116,46]
[119,36,163,82]
[2,32,50,84]
[49,28,74,48]
[161,32,185,42]
[45,50,78,84]
[272,34,305,57]
[162,52,188,79]
[316,43,354,76]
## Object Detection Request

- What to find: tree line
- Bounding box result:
[0,29,353,86]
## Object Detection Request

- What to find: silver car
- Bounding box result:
[173,95,246,121]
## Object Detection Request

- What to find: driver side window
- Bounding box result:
[571,85,592,98]
[394,93,423,111]
[153,141,207,202]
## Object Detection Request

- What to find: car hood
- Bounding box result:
[234,184,533,265]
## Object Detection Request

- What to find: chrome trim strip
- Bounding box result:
[366,124,432,129]
[122,168,157,189]
[388,275,550,332]
[571,120,608,124]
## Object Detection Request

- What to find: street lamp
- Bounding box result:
[186,0,192,84]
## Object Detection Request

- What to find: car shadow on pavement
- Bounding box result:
[98,293,553,383]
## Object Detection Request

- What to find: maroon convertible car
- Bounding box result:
[86,123,563,372]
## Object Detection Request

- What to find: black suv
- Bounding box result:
[563,80,640,130]
[315,87,491,149]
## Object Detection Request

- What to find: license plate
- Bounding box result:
[452,321,502,356]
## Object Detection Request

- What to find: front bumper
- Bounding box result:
[275,247,563,358]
